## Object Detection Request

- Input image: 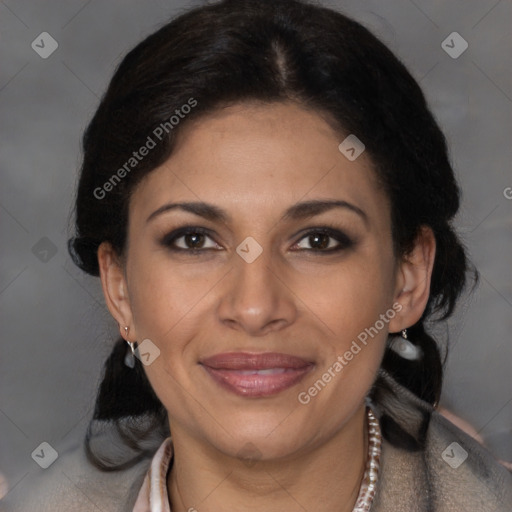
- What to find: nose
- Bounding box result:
[216,246,297,337]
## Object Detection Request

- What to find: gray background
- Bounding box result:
[1,0,511,500]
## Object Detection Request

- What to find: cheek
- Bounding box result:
[126,249,210,341]
[296,247,395,391]
[125,259,205,412]
[297,252,395,338]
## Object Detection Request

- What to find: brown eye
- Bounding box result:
[182,232,207,249]
[306,233,331,250]
[160,227,220,252]
[293,228,354,253]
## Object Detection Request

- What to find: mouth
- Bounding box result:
[200,352,315,398]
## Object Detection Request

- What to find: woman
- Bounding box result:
[4,0,511,510]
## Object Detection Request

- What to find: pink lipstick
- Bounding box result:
[200,352,314,397]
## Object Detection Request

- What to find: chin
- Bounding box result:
[201,406,321,462]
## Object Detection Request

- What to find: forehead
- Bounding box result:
[130,102,389,227]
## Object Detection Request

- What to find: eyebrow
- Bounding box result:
[146,199,368,226]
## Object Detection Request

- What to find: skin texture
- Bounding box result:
[98,101,436,512]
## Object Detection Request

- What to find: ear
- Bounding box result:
[97,242,137,341]
[388,226,436,333]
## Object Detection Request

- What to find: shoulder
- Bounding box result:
[376,412,512,512]
[424,411,512,511]
[371,370,512,512]
[1,437,151,512]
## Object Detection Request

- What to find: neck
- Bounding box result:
[167,404,369,512]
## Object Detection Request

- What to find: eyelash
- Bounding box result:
[159,226,355,255]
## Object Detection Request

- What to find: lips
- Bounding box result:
[200,352,314,397]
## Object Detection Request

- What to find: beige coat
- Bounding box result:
[2,371,512,511]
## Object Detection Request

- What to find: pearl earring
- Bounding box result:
[388,328,422,361]
[123,326,138,368]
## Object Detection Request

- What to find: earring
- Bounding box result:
[123,326,138,369]
[388,328,422,361]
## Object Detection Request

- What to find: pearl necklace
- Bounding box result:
[352,407,382,511]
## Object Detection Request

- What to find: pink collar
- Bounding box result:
[132,437,173,512]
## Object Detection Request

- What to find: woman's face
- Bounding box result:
[101,101,425,461]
